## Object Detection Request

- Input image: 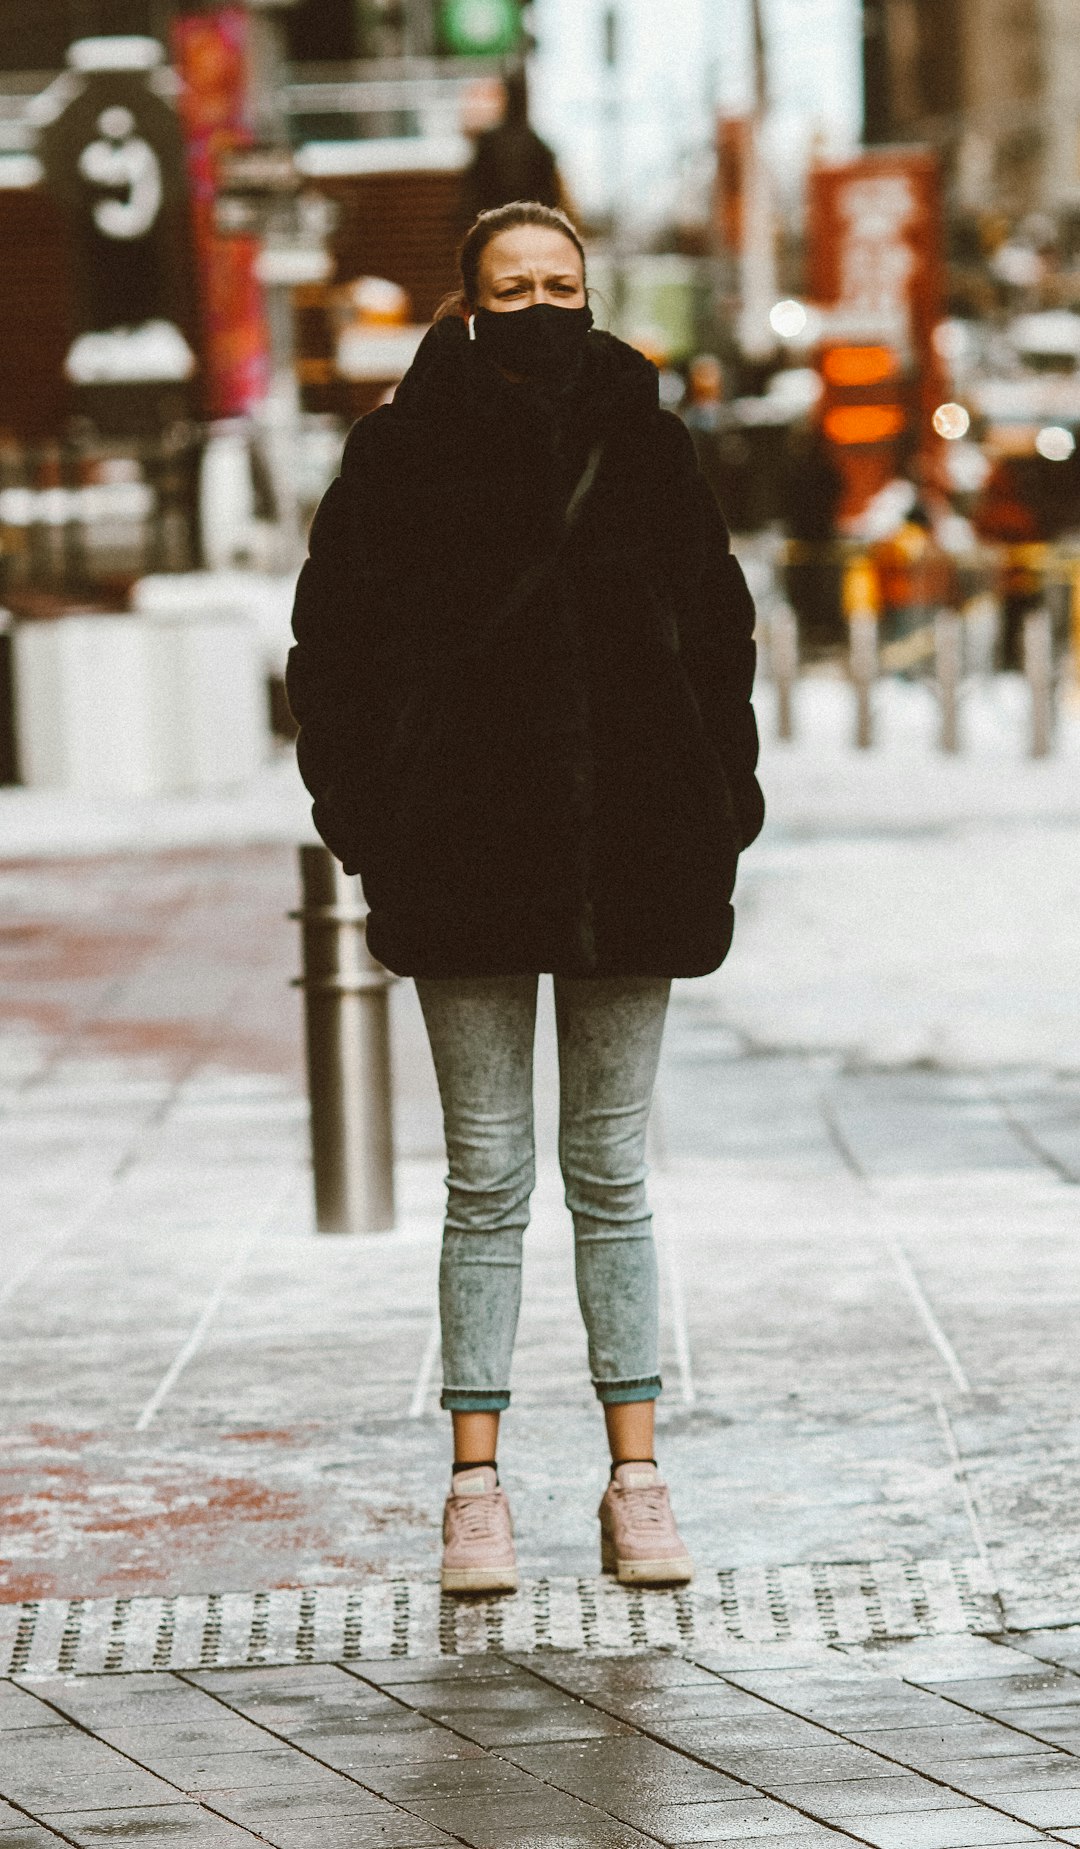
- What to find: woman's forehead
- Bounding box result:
[481,225,584,278]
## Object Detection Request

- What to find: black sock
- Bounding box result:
[611,1457,656,1477]
[453,1459,498,1478]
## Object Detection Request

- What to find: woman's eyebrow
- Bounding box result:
[491,270,581,285]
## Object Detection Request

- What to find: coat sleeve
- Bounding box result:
[285,414,399,885]
[664,417,765,852]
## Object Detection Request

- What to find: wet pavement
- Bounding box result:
[14,1639,1080,1844]
[1,829,1079,1842]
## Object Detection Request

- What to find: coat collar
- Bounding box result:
[390,313,661,447]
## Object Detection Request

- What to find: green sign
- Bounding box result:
[440,0,521,55]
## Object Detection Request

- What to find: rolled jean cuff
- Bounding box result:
[440,1387,511,1412]
[593,1375,662,1405]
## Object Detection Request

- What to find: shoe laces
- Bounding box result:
[616,1482,672,1539]
[448,1490,505,1544]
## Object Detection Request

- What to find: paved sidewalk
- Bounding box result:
[2,845,1079,1618]
[14,1636,1080,1844]
[2,697,1079,1841]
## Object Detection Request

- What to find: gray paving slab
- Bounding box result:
[769,1776,959,1817]
[921,1675,1080,1711]
[842,1726,1050,1765]
[637,1797,848,1843]
[834,1814,1046,1848]
[398,1789,662,1846]
[504,1734,750,1804]
[0,1684,184,1813]
[190,1780,451,1831]
[674,1836,853,1848]
[0,1831,68,1848]
[703,1744,913,1784]
[992,1076,1080,1184]
[40,1807,262,1846]
[218,1825,455,1849]
[950,1756,1080,1793]
[985,1791,1080,1829]
[824,1072,1041,1181]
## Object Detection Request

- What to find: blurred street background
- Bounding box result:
[2,4,1080,1845]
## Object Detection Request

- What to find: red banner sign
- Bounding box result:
[171,9,269,420]
[808,149,947,517]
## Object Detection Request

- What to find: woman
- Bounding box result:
[287,202,764,1596]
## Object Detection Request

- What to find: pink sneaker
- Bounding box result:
[440,1466,518,1595]
[599,1462,694,1586]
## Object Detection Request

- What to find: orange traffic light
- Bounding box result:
[821,345,901,388]
[823,404,907,446]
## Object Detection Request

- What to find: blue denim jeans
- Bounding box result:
[414,973,671,1412]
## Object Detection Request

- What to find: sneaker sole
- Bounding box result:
[441,1566,519,1595]
[601,1532,693,1586]
[613,1556,694,1586]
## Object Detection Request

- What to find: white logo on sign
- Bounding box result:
[78,105,163,240]
[836,174,918,340]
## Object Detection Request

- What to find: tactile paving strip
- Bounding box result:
[0,1558,999,1676]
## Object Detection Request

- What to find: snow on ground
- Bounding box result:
[0,748,316,861]
[698,675,1080,1072]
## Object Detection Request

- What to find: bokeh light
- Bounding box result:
[932,402,971,440]
[1035,424,1076,461]
[770,299,808,340]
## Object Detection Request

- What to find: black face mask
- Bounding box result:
[471,302,594,384]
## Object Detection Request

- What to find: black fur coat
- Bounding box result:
[286,316,764,978]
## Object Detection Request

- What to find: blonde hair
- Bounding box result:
[436,200,587,319]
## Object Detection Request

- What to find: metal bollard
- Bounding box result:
[769,601,799,741]
[935,609,963,754]
[842,552,880,750]
[291,845,396,1233]
[964,591,1000,678]
[1022,606,1055,759]
[848,614,878,750]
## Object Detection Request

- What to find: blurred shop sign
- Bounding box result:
[714,116,750,254]
[172,9,271,420]
[217,144,299,200]
[438,0,523,56]
[808,149,946,518]
[36,36,200,429]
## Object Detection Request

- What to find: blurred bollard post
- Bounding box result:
[769,601,799,741]
[1071,561,1080,700]
[849,615,878,750]
[843,553,880,751]
[0,610,16,786]
[291,845,396,1234]
[964,591,1000,678]
[1023,607,1055,759]
[935,609,962,754]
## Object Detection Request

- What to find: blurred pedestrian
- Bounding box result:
[461,69,562,221]
[778,419,845,653]
[871,501,956,670]
[287,201,764,1597]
